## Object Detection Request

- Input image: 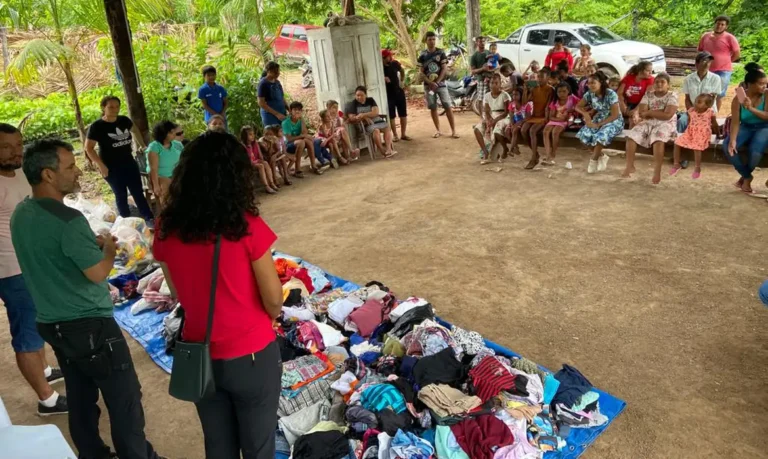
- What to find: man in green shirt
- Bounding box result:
[11,139,163,459]
[470,36,493,109]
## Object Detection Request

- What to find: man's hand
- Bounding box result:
[97,163,109,178]
[728,139,737,156]
[276,113,286,121]
[385,77,391,83]
[428,82,438,90]
[96,235,117,249]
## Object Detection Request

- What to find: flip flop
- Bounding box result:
[450,133,460,139]
[480,159,490,165]
[401,136,413,141]
[691,170,701,179]
[669,166,681,176]
[393,137,400,142]
[524,160,538,170]
[433,132,442,138]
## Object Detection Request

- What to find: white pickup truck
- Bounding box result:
[493,23,666,78]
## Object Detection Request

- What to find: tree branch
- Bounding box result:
[357,5,400,38]
[417,0,449,44]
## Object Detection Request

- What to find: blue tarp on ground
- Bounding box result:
[114,251,626,458]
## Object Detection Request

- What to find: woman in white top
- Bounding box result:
[473,73,511,164]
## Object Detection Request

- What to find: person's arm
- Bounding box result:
[544,50,553,69]
[595,101,621,127]
[545,104,554,122]
[644,100,676,121]
[251,250,282,319]
[742,97,768,121]
[730,36,741,63]
[617,83,628,113]
[82,235,117,283]
[728,97,740,155]
[697,35,705,52]
[493,95,510,123]
[362,105,380,120]
[148,150,160,195]
[484,100,492,128]
[435,58,449,86]
[84,138,109,178]
[684,94,693,110]
[200,99,217,116]
[221,97,228,115]
[157,262,178,299]
[566,52,574,72]
[258,97,286,120]
[398,65,406,88]
[575,96,590,119]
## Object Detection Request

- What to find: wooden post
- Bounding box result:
[103,0,150,146]
[342,0,355,16]
[465,0,480,53]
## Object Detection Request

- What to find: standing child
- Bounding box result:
[505,87,526,155]
[326,100,360,161]
[197,65,228,124]
[573,45,596,77]
[671,93,719,179]
[261,125,292,185]
[240,125,279,194]
[486,43,501,70]
[317,110,348,166]
[521,69,554,169]
[542,83,578,164]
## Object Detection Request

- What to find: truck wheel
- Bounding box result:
[597,64,619,79]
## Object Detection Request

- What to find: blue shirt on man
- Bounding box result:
[197,82,228,122]
[257,77,286,126]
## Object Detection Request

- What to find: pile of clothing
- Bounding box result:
[273,259,608,459]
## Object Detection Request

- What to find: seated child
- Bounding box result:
[608,76,621,93]
[542,83,578,164]
[577,64,598,98]
[316,109,346,168]
[240,125,279,194]
[671,93,719,180]
[207,114,226,132]
[505,87,526,155]
[487,43,501,70]
[326,99,360,161]
[522,60,541,101]
[282,101,328,176]
[260,125,292,186]
[521,69,554,169]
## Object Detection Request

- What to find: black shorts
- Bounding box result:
[388,91,408,119]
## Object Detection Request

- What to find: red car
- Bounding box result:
[272,24,321,61]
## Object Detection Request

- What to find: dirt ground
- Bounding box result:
[2,108,768,459]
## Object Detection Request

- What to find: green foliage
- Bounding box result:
[1,86,118,139]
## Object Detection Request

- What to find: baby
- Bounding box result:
[486,43,501,70]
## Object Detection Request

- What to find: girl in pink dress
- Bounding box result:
[325,100,360,161]
[240,126,279,194]
[542,83,579,164]
[671,94,720,179]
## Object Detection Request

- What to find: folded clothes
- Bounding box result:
[450,414,514,459]
[282,353,336,391]
[361,384,407,414]
[278,378,332,417]
[469,356,517,402]
[552,364,592,408]
[278,399,331,445]
[417,384,482,418]
[413,347,466,389]
[292,429,349,459]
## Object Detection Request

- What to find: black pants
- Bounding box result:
[388,90,408,119]
[104,161,153,220]
[195,341,282,459]
[37,317,158,459]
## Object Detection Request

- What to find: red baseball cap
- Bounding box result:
[381,49,393,59]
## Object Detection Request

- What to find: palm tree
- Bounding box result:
[7,0,89,155]
[0,1,20,69]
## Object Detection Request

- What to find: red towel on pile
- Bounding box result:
[449,414,514,459]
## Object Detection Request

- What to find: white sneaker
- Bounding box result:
[597,154,609,172]
[588,159,598,174]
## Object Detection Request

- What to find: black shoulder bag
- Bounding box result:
[168,235,222,403]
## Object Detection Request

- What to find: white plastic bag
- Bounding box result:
[110,224,152,273]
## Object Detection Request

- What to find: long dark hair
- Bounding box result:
[239,125,256,146]
[152,120,178,143]
[588,71,609,98]
[157,131,259,243]
[745,69,767,88]
[626,61,652,77]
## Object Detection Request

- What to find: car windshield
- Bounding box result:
[577,26,623,45]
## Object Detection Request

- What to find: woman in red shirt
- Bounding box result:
[544,37,574,72]
[618,61,655,126]
[153,131,284,459]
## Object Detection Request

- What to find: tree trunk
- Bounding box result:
[103,0,150,146]
[465,0,481,54]
[0,26,9,71]
[343,0,355,16]
[252,0,267,59]
[61,59,91,166]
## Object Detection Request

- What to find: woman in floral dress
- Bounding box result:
[575,72,624,173]
[621,73,679,183]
